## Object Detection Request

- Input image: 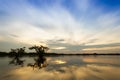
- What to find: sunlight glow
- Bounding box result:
[83,46,120,51]
[52,60,66,64]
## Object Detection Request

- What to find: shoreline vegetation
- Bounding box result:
[0,45,120,57]
[0,52,120,57]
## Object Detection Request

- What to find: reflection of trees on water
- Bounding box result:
[27,45,49,69]
[27,56,48,69]
[9,45,49,69]
[9,56,25,67]
[9,47,26,67]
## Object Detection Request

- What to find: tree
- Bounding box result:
[28,45,49,69]
[17,47,26,54]
[9,47,26,67]
[10,47,26,54]
[29,45,49,54]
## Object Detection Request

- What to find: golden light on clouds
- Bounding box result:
[83,46,120,51]
[83,57,120,65]
[4,65,120,80]
[52,60,67,64]
[52,47,66,50]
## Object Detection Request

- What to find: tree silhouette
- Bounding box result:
[17,47,26,54]
[10,47,26,54]
[9,47,26,58]
[28,45,49,69]
[9,47,26,67]
[29,45,49,55]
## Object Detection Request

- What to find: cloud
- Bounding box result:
[51,47,66,50]
[9,34,19,38]
[0,0,120,53]
[83,46,120,51]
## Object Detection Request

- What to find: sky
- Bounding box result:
[0,0,120,53]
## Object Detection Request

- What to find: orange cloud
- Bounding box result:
[83,46,120,51]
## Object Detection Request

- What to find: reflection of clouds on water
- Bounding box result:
[86,65,120,80]
[51,60,66,64]
[2,65,120,80]
[1,56,120,80]
[83,56,120,65]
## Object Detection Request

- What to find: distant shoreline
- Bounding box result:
[0,52,120,57]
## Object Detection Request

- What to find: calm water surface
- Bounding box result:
[0,55,120,80]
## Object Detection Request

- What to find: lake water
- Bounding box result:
[0,55,120,80]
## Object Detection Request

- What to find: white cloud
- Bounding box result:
[0,0,120,52]
[52,47,66,50]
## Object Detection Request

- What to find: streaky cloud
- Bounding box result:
[0,0,120,53]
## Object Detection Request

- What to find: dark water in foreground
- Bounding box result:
[0,55,120,80]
